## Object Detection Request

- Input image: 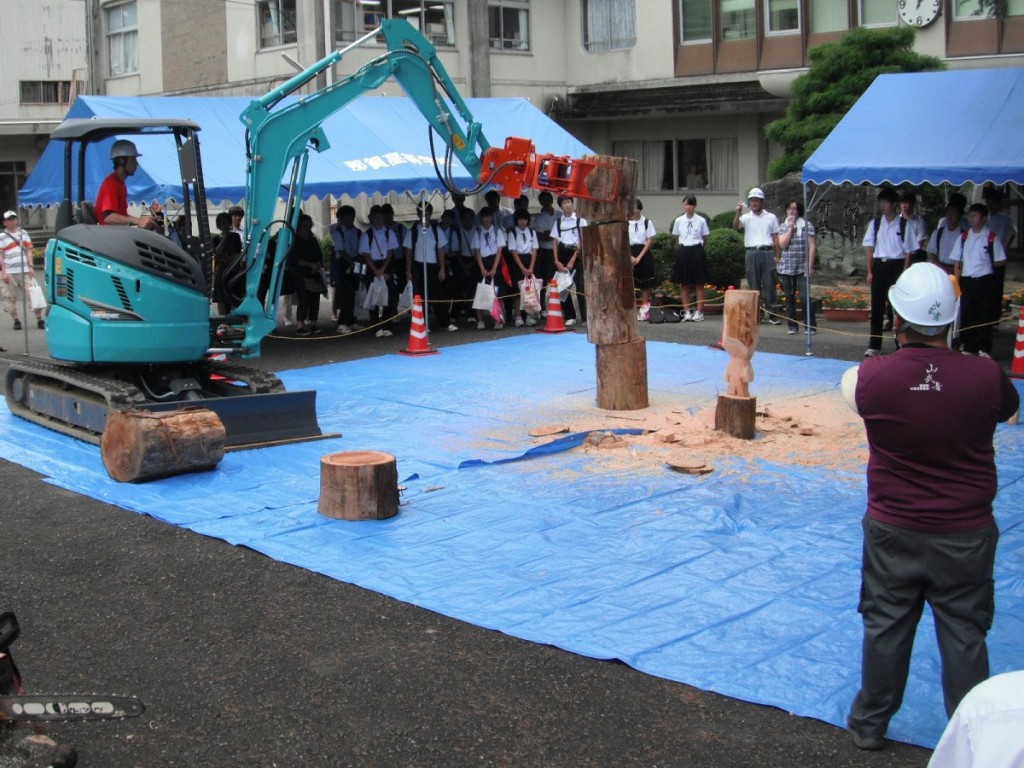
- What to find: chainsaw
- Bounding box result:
[1,612,145,724]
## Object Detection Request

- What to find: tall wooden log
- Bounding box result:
[318,450,399,521]
[716,289,760,439]
[101,407,225,483]
[577,155,648,410]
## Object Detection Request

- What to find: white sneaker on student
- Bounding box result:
[514,317,525,327]
[476,320,486,330]
[525,316,537,327]
[691,311,704,322]
[564,318,576,327]
[446,323,458,332]
[682,310,693,322]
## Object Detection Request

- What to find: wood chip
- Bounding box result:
[529,424,570,437]
[665,458,713,474]
[799,427,814,436]
[654,430,682,443]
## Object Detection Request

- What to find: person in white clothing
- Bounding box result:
[951,203,1007,357]
[505,209,539,327]
[927,670,1024,768]
[550,196,588,325]
[733,187,780,324]
[926,194,968,273]
[629,199,657,321]
[471,207,508,330]
[671,195,710,321]
[899,189,929,267]
[982,187,1017,323]
[0,210,44,331]
[404,202,454,332]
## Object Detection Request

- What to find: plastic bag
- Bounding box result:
[472,279,496,311]
[363,275,389,310]
[28,278,47,311]
[490,296,505,325]
[398,281,414,312]
[555,269,575,297]
[519,277,543,315]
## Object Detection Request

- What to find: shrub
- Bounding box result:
[704,229,745,288]
[710,211,736,231]
[649,232,677,286]
[319,235,335,266]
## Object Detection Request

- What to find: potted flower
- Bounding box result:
[820,288,870,321]
[701,284,726,314]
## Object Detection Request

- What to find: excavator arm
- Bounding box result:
[233,18,617,356]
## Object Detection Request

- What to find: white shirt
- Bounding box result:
[862,214,913,260]
[1,227,33,274]
[533,209,557,251]
[927,220,968,266]
[903,213,928,249]
[507,225,538,254]
[550,213,587,247]
[359,226,399,263]
[927,670,1024,768]
[471,225,506,258]
[737,210,778,247]
[445,225,472,259]
[952,226,1007,278]
[628,217,656,246]
[671,214,709,246]
[986,212,1017,250]
[403,222,448,265]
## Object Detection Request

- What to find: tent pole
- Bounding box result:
[803,181,814,357]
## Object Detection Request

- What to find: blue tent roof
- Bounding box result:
[802,67,1024,186]
[20,95,592,206]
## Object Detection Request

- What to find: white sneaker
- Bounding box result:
[283,319,295,327]
[476,320,486,330]
[691,311,704,322]
[682,310,693,322]
[494,323,504,330]
[565,318,576,327]
[978,350,992,359]
[337,324,352,333]
[380,329,393,337]
[446,323,458,332]
[525,316,537,327]
[375,329,386,338]
[514,317,524,327]
[864,349,880,358]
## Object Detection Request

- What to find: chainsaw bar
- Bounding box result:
[0,694,144,722]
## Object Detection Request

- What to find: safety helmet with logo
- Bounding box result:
[747,187,765,200]
[887,262,957,333]
[110,139,142,160]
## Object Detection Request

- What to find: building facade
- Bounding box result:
[6,0,1024,229]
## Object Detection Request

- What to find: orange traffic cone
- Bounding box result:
[537,280,571,334]
[1011,305,1024,378]
[398,294,439,357]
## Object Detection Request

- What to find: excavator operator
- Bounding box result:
[95,139,156,230]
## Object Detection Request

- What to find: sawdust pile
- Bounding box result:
[528,390,868,478]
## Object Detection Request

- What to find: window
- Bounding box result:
[258,0,296,49]
[489,0,530,51]
[953,0,988,18]
[767,0,800,32]
[680,0,712,42]
[613,138,737,192]
[1009,0,1024,14]
[352,1,456,46]
[19,81,83,105]
[582,0,636,52]
[105,1,138,76]
[860,0,897,25]
[0,162,28,223]
[810,0,847,32]
[722,0,755,40]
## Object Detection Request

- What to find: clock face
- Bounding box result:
[897,0,941,27]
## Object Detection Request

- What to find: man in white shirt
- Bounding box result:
[551,196,588,326]
[733,187,780,324]
[862,188,913,357]
[926,193,968,273]
[0,210,45,331]
[532,191,558,291]
[404,202,455,332]
[982,187,1017,324]
[952,202,1007,357]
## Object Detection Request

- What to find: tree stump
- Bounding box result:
[577,154,649,411]
[596,338,649,410]
[318,450,399,521]
[101,407,226,483]
[715,395,757,440]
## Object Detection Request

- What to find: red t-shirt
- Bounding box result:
[856,346,1020,533]
[95,172,127,224]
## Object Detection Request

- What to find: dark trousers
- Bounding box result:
[959,273,998,355]
[778,273,815,330]
[848,517,997,739]
[410,261,450,327]
[869,259,904,351]
[332,265,359,326]
[745,248,777,314]
[295,288,321,324]
[558,244,585,321]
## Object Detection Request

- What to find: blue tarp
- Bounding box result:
[802,67,1024,186]
[1,335,1022,749]
[19,95,592,206]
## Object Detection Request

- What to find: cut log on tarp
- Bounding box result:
[100,407,225,483]
[319,450,399,521]
[577,154,648,410]
[715,394,758,440]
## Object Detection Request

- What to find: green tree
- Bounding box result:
[765,26,944,180]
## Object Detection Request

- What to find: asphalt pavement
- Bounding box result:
[4,300,1009,767]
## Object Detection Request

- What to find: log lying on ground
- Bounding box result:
[319,450,399,521]
[101,407,225,483]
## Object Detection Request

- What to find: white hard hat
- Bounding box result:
[110,139,141,160]
[888,262,957,328]
[747,187,765,200]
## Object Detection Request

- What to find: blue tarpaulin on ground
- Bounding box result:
[18,95,593,206]
[1,335,1021,749]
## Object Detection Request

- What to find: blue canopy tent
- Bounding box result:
[19,94,593,207]
[802,67,1024,187]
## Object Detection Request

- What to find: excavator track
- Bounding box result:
[4,359,334,450]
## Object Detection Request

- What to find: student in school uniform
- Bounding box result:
[358,204,401,338]
[951,203,1007,358]
[629,199,657,321]
[404,202,455,332]
[532,191,558,299]
[506,209,540,327]
[671,195,710,322]
[925,193,968,274]
[550,196,588,326]
[471,207,508,330]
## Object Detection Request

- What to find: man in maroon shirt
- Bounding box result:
[94,139,155,229]
[840,263,1019,750]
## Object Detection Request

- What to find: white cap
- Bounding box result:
[747,187,765,200]
[888,262,957,330]
[3,210,17,219]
